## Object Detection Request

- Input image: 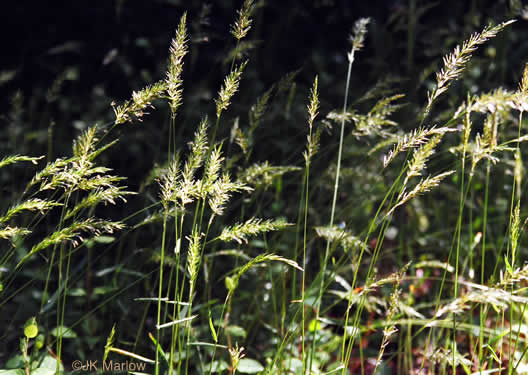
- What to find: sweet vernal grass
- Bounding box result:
[4,6,528,375]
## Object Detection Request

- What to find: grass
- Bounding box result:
[2,2,528,374]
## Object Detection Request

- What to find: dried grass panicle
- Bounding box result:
[500,263,528,286]
[202,145,224,194]
[215,61,248,118]
[304,76,321,162]
[520,62,528,94]
[234,126,250,155]
[230,0,256,41]
[229,253,303,292]
[304,125,323,163]
[370,263,410,288]
[482,112,499,150]
[435,285,528,318]
[26,158,70,191]
[160,156,181,207]
[454,88,528,116]
[166,13,188,117]
[510,201,521,263]
[240,161,300,190]
[315,225,365,252]
[405,134,443,180]
[208,173,252,217]
[348,18,370,63]
[350,94,404,137]
[30,159,120,193]
[0,155,43,169]
[73,126,98,161]
[388,170,455,216]
[307,76,319,128]
[218,217,291,244]
[429,348,473,369]
[17,218,124,268]
[383,126,456,168]
[66,186,135,220]
[0,199,61,224]
[458,88,528,177]
[0,226,31,240]
[182,118,209,184]
[157,126,249,213]
[471,88,525,114]
[375,288,401,368]
[468,134,499,174]
[425,20,515,116]
[249,86,274,132]
[186,231,202,294]
[76,174,126,191]
[112,81,166,125]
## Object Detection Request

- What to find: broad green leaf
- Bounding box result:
[282,357,302,372]
[5,355,24,369]
[50,326,77,338]
[36,356,64,372]
[206,361,229,373]
[227,325,247,338]
[237,358,264,374]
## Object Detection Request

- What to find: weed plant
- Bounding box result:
[3,2,528,375]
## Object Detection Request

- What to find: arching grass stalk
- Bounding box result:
[309,17,370,373]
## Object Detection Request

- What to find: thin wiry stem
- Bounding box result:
[311,32,352,375]
[155,210,168,375]
[305,19,371,374]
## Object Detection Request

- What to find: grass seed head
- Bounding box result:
[230,0,256,41]
[166,12,188,118]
